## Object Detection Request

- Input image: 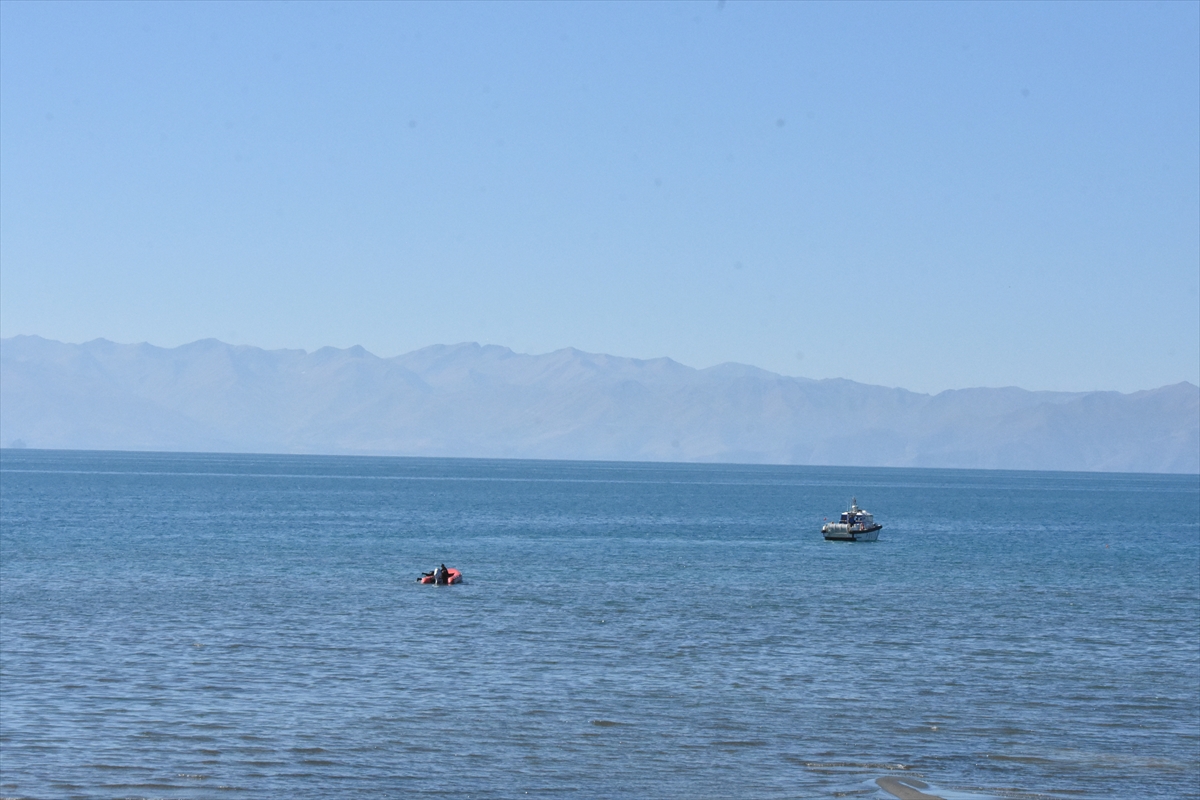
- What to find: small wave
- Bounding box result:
[804,760,909,771]
[986,754,1055,765]
[876,776,944,800]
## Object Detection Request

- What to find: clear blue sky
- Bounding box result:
[2,0,1197,394]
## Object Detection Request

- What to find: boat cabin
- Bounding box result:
[840,499,874,529]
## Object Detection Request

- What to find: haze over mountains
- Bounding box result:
[2,335,1196,474]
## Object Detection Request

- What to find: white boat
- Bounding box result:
[821,498,882,542]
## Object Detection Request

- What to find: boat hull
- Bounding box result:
[821,524,881,542]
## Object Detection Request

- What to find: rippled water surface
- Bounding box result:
[1,450,1197,799]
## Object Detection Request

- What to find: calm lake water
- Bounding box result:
[1,450,1197,799]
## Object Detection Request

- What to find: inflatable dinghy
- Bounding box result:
[417,568,462,585]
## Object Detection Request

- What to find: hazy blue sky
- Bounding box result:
[2,1,1197,393]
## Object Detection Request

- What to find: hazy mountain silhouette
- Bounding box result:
[2,335,1196,473]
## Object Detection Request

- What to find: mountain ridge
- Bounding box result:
[2,335,1196,473]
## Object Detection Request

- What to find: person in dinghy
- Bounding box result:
[417,563,463,585]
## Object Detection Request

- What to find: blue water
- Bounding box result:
[1,450,1197,799]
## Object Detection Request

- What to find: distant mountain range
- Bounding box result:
[2,335,1197,473]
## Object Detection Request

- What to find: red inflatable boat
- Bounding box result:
[417,568,462,585]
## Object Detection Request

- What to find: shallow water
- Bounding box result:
[1,450,1197,798]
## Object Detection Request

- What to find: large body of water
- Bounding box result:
[1,450,1197,799]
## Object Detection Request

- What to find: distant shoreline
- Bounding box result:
[3,446,1198,477]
